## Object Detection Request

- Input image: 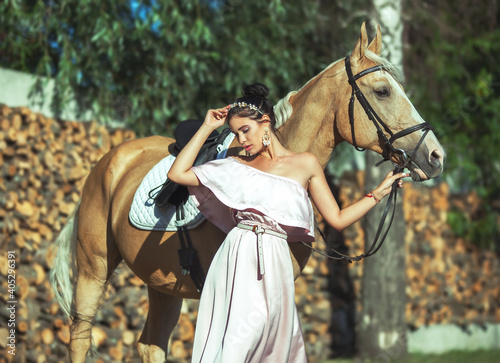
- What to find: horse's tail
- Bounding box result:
[49,200,80,320]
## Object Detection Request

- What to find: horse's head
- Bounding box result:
[336,23,446,181]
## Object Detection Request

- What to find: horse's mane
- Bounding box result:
[274,91,297,129]
[273,59,340,129]
[274,51,402,128]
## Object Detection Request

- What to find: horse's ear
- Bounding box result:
[351,22,369,64]
[367,24,382,56]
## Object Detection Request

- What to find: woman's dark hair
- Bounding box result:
[226,83,277,132]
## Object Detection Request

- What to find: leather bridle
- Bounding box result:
[345,55,433,170]
[306,55,434,262]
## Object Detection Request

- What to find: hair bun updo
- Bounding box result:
[226,82,277,132]
[242,83,269,99]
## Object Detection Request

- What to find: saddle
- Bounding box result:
[149,119,232,292]
[151,119,232,207]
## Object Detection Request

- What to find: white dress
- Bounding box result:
[188,157,315,363]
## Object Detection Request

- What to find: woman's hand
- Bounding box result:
[203,105,231,130]
[168,104,231,187]
[372,170,409,202]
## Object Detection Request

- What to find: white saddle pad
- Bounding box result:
[129,133,235,231]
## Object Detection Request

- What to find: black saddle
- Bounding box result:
[169,119,220,155]
[150,119,232,208]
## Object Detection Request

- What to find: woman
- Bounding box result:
[168,83,407,362]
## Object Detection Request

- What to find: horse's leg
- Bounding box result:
[137,287,183,362]
[70,235,123,363]
[70,270,107,362]
[70,190,123,361]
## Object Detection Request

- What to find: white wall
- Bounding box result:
[409,323,500,354]
[0,67,120,125]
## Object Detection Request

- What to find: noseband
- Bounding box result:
[308,55,434,263]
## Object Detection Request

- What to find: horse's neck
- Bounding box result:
[279,61,346,168]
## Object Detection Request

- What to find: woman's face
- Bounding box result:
[229,116,267,155]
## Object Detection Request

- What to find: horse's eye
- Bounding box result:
[374,87,391,98]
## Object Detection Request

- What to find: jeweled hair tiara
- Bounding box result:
[230,101,264,115]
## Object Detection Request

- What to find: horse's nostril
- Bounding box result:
[429,149,445,167]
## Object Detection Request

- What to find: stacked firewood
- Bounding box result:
[403,183,500,328]
[1,104,498,362]
[0,104,140,362]
[335,171,500,331]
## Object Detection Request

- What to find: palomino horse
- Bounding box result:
[51,23,445,362]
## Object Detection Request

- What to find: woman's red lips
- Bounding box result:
[244,145,252,150]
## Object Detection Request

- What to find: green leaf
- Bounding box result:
[92,29,106,43]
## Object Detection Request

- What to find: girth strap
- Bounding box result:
[176,204,205,292]
[237,223,287,276]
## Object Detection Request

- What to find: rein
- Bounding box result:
[305,55,433,262]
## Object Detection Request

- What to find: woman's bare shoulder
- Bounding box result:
[290,152,321,168]
[287,152,322,182]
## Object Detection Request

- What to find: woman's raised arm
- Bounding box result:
[167,106,230,186]
[307,154,408,232]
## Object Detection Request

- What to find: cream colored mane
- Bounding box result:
[273,51,401,129]
[274,91,297,129]
[273,58,341,129]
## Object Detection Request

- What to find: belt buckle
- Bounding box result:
[252,225,265,234]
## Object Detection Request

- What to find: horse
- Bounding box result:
[50,23,445,362]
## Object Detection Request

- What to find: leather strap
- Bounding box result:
[237,223,287,276]
[176,205,205,292]
[345,55,433,167]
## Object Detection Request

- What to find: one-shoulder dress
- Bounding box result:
[187,157,315,363]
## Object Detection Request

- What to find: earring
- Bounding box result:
[262,127,271,147]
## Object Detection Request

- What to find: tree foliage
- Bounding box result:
[0,0,348,136]
[403,0,500,247]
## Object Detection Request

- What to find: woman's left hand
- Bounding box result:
[203,105,231,130]
[372,170,409,201]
